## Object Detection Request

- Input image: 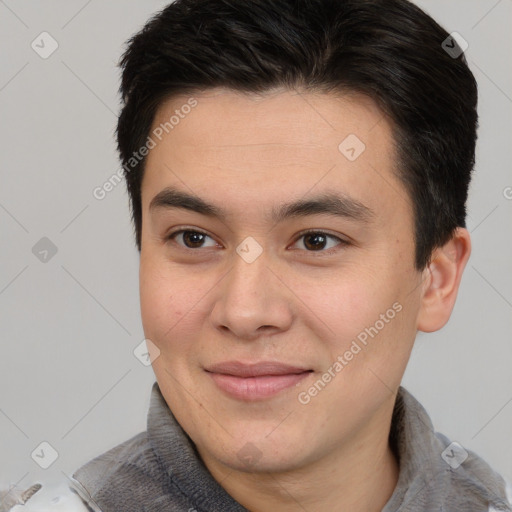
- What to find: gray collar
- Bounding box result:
[147,382,246,511]
[147,382,511,511]
[382,386,510,511]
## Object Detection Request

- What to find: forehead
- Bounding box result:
[150,86,388,152]
[142,87,412,229]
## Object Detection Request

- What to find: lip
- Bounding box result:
[205,361,313,401]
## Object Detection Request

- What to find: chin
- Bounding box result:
[202,432,311,474]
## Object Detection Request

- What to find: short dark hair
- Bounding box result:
[116,0,478,269]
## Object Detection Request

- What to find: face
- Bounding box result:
[139,87,425,474]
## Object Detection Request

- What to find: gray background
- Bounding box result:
[1,0,511,491]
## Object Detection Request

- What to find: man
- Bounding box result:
[4,0,510,511]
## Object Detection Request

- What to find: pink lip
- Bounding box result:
[205,361,313,400]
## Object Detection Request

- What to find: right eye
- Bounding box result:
[166,229,219,250]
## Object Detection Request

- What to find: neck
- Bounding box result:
[199,400,400,512]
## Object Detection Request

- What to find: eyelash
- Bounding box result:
[165,228,349,255]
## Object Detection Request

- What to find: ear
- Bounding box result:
[417,227,471,333]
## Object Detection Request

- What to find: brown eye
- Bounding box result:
[303,232,328,251]
[292,231,347,253]
[167,230,217,249]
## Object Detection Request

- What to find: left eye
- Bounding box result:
[291,231,346,252]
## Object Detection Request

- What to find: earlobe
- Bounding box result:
[417,227,471,333]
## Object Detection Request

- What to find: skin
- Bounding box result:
[139,87,471,512]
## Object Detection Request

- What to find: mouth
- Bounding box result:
[204,361,314,401]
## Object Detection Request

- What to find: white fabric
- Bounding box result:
[5,482,90,512]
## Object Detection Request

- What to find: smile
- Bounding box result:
[204,361,313,401]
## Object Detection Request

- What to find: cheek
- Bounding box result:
[139,259,187,343]
[312,266,415,368]
[303,269,391,340]
[139,256,217,359]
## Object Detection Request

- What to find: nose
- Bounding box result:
[209,246,294,341]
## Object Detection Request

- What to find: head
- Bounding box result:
[117,0,476,476]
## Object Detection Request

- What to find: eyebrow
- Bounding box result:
[149,186,374,224]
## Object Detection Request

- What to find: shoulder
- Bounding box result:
[70,430,190,511]
[71,430,158,496]
[433,431,512,512]
[394,388,512,511]
[489,480,512,511]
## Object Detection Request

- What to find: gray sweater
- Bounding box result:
[67,382,512,512]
